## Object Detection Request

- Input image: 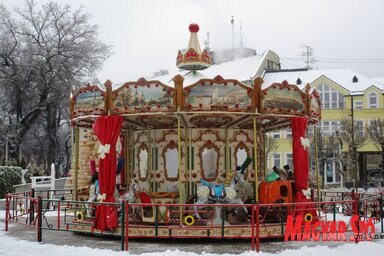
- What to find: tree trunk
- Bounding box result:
[46,103,58,177]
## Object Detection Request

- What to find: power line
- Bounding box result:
[281,57,384,64]
[280,60,303,69]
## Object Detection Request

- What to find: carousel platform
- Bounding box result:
[69,221,283,239]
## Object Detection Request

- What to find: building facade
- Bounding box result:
[263,69,384,187]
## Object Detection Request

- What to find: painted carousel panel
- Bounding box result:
[111,80,175,114]
[260,81,307,116]
[184,80,253,111]
[71,85,106,118]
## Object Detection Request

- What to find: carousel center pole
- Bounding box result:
[225,128,229,177]
[148,128,152,192]
[74,126,80,201]
[177,111,183,223]
[253,117,258,202]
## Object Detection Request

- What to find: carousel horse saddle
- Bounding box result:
[201,179,225,199]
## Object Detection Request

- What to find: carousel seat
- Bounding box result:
[138,192,155,222]
[137,191,179,223]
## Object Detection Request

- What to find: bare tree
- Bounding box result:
[0,1,111,172]
[366,118,384,169]
[337,117,368,183]
[310,128,342,188]
[264,134,278,165]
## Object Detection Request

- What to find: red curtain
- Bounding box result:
[291,117,317,219]
[93,116,123,230]
[120,134,125,185]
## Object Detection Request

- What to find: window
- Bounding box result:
[331,121,340,133]
[368,120,377,133]
[326,162,334,183]
[317,121,340,135]
[286,153,293,170]
[340,120,364,133]
[273,153,281,167]
[286,129,292,138]
[324,160,342,184]
[318,84,345,110]
[368,92,378,108]
[322,121,330,135]
[354,100,363,109]
[273,132,280,139]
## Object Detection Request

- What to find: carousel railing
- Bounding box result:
[4,190,384,253]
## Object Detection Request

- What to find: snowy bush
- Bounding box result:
[0,166,22,198]
[24,164,45,184]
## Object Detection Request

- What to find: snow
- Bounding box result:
[263,68,383,94]
[1,210,384,256]
[150,54,265,86]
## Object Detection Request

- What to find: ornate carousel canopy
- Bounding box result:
[70,76,321,132]
[176,23,211,70]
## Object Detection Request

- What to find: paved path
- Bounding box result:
[2,216,349,254]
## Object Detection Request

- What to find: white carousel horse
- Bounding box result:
[193,158,252,220]
[120,179,142,216]
[122,179,141,203]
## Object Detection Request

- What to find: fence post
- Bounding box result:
[30,188,35,225]
[155,205,159,237]
[221,206,225,237]
[380,193,383,234]
[121,201,125,251]
[352,190,358,215]
[5,194,9,231]
[251,203,255,251]
[332,201,336,221]
[125,202,129,251]
[280,205,284,236]
[37,196,42,242]
[256,203,260,253]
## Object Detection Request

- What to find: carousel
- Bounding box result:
[66,23,321,238]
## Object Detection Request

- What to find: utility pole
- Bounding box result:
[301,45,316,69]
[240,20,243,47]
[231,16,234,49]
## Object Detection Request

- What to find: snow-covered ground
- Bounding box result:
[1,210,384,256]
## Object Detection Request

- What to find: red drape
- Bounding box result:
[93,116,123,230]
[291,117,317,219]
[120,135,125,185]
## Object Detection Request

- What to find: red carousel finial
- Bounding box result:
[189,23,199,33]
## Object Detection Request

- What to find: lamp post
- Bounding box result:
[335,130,344,188]
[350,96,358,190]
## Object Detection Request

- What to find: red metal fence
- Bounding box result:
[4,189,384,253]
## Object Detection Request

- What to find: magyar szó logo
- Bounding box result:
[284,214,378,242]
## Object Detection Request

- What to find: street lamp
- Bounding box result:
[350,96,359,189]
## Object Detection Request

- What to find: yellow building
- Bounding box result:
[263,69,384,187]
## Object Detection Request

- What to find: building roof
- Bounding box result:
[372,77,384,89]
[263,68,384,95]
[152,52,267,86]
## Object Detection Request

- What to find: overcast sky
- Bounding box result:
[3,0,384,84]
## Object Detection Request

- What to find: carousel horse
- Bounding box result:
[120,179,142,216]
[193,157,252,220]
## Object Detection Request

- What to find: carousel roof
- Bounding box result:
[154,52,267,85]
